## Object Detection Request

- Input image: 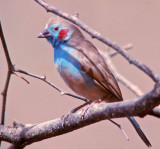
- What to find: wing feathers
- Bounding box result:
[70,38,122,101]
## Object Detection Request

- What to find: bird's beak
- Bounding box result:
[37,29,52,38]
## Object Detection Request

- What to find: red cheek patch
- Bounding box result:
[58,29,69,40]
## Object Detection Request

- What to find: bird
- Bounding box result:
[38,17,151,147]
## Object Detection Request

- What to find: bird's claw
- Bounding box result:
[80,105,92,120]
[61,111,74,128]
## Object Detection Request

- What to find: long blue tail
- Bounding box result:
[128,116,151,147]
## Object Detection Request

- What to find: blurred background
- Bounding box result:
[0,0,160,148]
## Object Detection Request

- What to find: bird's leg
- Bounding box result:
[61,101,92,127]
[80,99,107,120]
[70,101,92,113]
[80,99,104,120]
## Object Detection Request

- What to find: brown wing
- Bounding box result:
[70,37,122,101]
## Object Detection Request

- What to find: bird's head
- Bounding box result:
[38,17,83,48]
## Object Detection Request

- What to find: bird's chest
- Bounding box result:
[54,46,82,80]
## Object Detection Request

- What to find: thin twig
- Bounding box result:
[109,119,129,141]
[0,22,13,70]
[1,72,11,125]
[109,43,133,57]
[34,0,160,82]
[14,68,88,102]
[13,72,30,84]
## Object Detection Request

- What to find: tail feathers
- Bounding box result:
[128,116,151,147]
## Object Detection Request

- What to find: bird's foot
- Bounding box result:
[61,102,91,127]
[80,104,93,120]
[61,110,74,128]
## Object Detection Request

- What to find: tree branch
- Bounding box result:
[0,21,13,147]
[109,43,133,57]
[0,22,13,126]
[0,22,13,70]
[0,82,160,148]
[1,72,11,125]
[13,67,88,102]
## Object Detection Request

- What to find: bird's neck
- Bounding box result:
[54,43,74,57]
[51,38,60,48]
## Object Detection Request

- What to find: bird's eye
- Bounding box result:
[54,27,59,31]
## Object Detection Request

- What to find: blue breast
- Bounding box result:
[54,45,82,79]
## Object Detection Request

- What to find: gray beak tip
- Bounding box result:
[37,29,52,38]
[37,33,44,38]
